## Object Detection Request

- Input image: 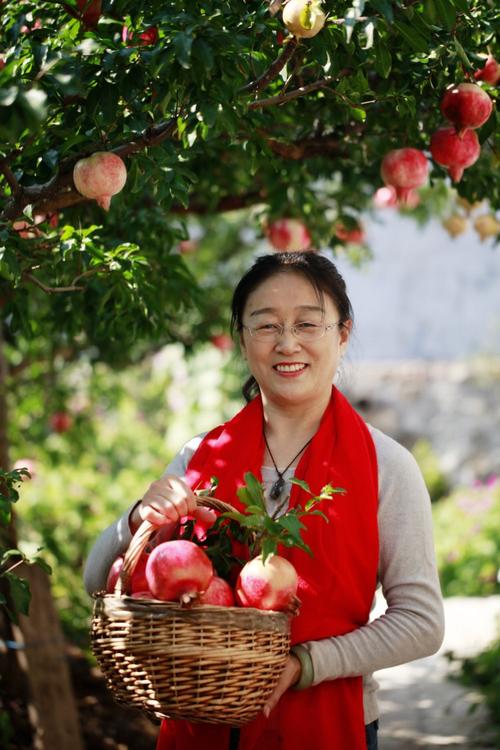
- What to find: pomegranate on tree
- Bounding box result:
[442,214,469,239]
[473,214,500,242]
[282,0,326,39]
[334,222,366,244]
[73,152,127,211]
[198,576,235,607]
[440,83,493,137]
[76,0,101,29]
[380,148,429,205]
[145,539,213,604]
[430,127,480,183]
[235,554,298,612]
[49,411,73,433]
[210,333,234,352]
[266,218,312,252]
[474,55,500,86]
[373,185,398,209]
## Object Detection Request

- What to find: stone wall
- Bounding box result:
[341,359,500,486]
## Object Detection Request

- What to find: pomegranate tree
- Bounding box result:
[380,148,429,205]
[235,554,298,612]
[282,0,326,39]
[440,83,493,137]
[474,55,500,86]
[266,218,312,251]
[73,152,127,211]
[145,539,213,604]
[430,127,480,183]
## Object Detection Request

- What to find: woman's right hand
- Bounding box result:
[129,475,198,532]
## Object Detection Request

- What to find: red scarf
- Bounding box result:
[157,387,378,750]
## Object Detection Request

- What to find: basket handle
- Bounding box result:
[114,495,236,596]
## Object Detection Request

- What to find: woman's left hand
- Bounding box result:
[262,653,302,718]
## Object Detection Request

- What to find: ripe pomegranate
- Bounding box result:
[266,218,312,251]
[131,590,155,599]
[0,55,6,70]
[373,185,398,209]
[474,55,500,86]
[210,333,234,352]
[76,0,101,29]
[442,214,469,238]
[49,411,73,433]
[145,540,213,604]
[235,554,298,612]
[106,552,149,594]
[473,214,500,242]
[440,83,493,137]
[380,148,429,205]
[430,127,480,183]
[334,222,365,244]
[282,0,326,39]
[122,26,159,46]
[198,576,235,607]
[179,239,198,254]
[73,152,127,211]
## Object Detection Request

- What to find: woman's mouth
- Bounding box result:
[273,363,308,376]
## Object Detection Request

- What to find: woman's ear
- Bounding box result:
[239,331,247,358]
[339,319,352,352]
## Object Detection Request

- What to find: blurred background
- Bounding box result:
[8,208,500,749]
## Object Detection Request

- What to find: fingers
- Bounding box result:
[262,654,301,718]
[139,475,197,526]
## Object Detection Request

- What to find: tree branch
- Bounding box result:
[248,77,335,109]
[0,161,20,196]
[240,37,299,95]
[22,273,84,294]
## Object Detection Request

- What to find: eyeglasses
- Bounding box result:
[242,321,341,343]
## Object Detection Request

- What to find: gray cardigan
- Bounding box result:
[83,423,445,724]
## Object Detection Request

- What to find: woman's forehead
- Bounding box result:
[244,272,336,315]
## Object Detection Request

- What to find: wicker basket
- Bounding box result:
[91,497,291,726]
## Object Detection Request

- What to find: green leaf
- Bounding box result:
[261,537,277,563]
[290,477,311,493]
[369,0,393,23]
[433,0,457,30]
[453,37,472,68]
[374,43,392,78]
[393,21,429,53]
[173,33,193,69]
[5,573,31,619]
[241,471,266,510]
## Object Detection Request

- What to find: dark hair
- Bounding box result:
[230,252,354,402]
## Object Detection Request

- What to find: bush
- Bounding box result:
[432,477,500,597]
[449,637,500,735]
[412,439,450,503]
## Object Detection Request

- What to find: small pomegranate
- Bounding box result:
[456,196,483,214]
[76,0,101,29]
[235,554,298,612]
[373,185,398,209]
[473,214,500,242]
[49,411,73,433]
[73,152,127,211]
[380,148,429,205]
[282,0,326,39]
[474,55,500,86]
[442,214,469,238]
[179,239,198,254]
[0,55,6,70]
[106,552,149,594]
[146,539,213,604]
[210,333,234,352]
[440,83,493,137]
[334,222,365,244]
[122,26,159,46]
[430,127,480,183]
[266,218,312,251]
[198,576,235,607]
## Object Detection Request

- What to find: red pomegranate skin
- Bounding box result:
[106,552,149,594]
[440,83,493,135]
[380,148,429,204]
[198,576,235,606]
[430,127,480,183]
[474,55,500,86]
[145,539,213,602]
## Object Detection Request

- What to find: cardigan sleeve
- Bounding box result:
[302,426,445,684]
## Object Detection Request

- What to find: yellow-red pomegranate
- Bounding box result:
[235,554,298,612]
[380,148,429,205]
[474,55,500,86]
[442,214,469,238]
[73,152,127,211]
[282,0,326,39]
[145,539,213,604]
[334,222,365,244]
[266,218,312,251]
[440,83,493,137]
[473,214,500,242]
[430,127,480,183]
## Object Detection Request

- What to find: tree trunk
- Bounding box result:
[0,329,84,750]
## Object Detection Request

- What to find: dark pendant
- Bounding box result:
[270,477,285,500]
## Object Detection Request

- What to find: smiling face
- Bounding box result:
[240,271,351,410]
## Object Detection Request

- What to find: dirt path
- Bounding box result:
[373,596,500,749]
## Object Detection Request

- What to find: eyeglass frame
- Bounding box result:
[241,320,342,342]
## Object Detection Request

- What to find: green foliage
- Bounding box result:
[448,637,500,735]
[412,438,450,502]
[0,467,50,623]
[433,477,500,597]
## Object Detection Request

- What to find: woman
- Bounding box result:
[84,251,445,750]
